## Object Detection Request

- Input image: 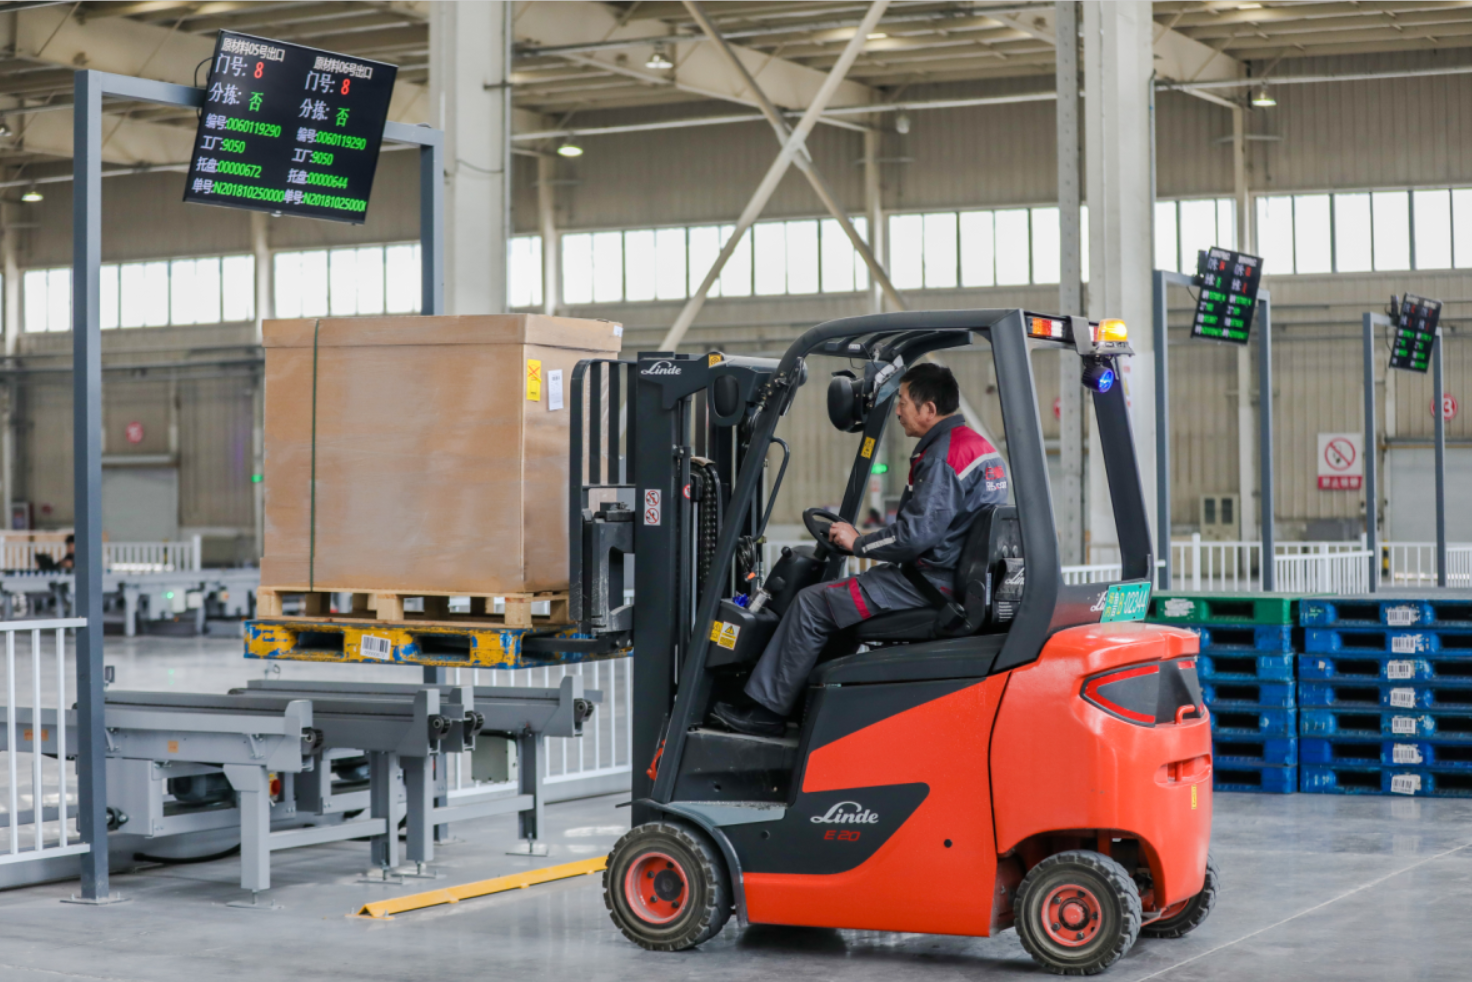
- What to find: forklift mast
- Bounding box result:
[567,310,1154,811]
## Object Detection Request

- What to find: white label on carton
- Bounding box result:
[1163,598,1195,619]
[1386,660,1415,680]
[360,634,392,660]
[612,325,623,337]
[1386,605,1419,627]
[1390,773,1422,795]
[548,369,564,411]
[643,489,661,526]
[1389,687,1417,708]
[1392,744,1424,765]
[1391,716,1419,735]
[1391,634,1421,654]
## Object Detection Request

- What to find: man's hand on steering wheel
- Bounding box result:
[828,521,860,553]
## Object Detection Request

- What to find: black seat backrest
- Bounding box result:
[943,504,1023,637]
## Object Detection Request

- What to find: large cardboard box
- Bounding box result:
[260,314,622,597]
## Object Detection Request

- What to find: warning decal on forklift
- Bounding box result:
[1099,582,1152,622]
[644,489,661,526]
[710,621,741,649]
[860,437,876,459]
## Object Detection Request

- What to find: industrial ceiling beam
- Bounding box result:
[659,0,890,352]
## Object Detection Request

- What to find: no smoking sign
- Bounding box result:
[1317,432,1362,491]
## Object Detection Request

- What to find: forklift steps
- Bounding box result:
[1300,764,1472,797]
[1298,681,1472,711]
[1304,626,1472,656]
[1150,592,1301,626]
[1300,597,1472,629]
[1298,653,1472,684]
[1300,737,1472,770]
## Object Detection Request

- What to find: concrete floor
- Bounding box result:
[0,635,1469,980]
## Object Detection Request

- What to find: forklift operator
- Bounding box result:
[712,363,1008,737]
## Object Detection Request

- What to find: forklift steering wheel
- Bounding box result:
[803,508,850,554]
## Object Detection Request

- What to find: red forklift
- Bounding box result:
[565,309,1216,975]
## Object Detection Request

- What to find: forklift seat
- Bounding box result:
[851,504,1022,645]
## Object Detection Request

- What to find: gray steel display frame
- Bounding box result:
[1153,269,1274,590]
[71,68,444,901]
[1363,311,1447,591]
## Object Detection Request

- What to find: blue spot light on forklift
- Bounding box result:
[1081,361,1115,393]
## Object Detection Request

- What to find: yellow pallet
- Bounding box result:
[244,617,627,669]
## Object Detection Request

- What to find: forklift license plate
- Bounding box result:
[1099,582,1152,623]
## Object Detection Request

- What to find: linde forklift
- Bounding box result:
[566,309,1216,975]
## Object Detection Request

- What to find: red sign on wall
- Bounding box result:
[124,421,145,445]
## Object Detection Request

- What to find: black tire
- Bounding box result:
[1141,854,1219,939]
[1014,850,1142,976]
[604,820,732,951]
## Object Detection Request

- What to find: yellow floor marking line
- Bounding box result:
[353,856,607,920]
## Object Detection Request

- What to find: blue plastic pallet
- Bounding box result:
[1211,706,1297,738]
[1212,735,1297,765]
[1214,762,1297,794]
[1298,681,1472,711]
[1202,680,1295,709]
[1300,737,1472,769]
[1300,764,1472,797]
[1198,652,1296,682]
[1305,626,1472,655]
[1299,708,1472,741]
[1190,624,1294,653]
[1300,596,1472,629]
[1298,653,1472,684]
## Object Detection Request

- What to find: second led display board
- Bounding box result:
[1191,247,1263,345]
[1389,293,1442,373]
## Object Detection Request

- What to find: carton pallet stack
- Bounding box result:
[1299,595,1472,798]
[1149,593,1303,794]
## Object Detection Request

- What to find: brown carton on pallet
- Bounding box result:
[260,314,622,599]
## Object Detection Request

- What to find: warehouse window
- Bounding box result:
[559,217,868,306]
[1252,187,1472,274]
[273,243,420,319]
[507,235,543,308]
[23,255,253,333]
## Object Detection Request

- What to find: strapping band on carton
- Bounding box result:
[309,318,321,591]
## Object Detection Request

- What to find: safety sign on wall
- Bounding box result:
[1317,433,1363,491]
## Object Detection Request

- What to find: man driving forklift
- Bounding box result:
[711,363,1008,736]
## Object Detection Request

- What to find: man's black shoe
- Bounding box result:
[710,701,787,737]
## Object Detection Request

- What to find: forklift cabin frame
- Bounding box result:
[568,309,1152,822]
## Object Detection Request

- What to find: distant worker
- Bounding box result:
[861,507,884,530]
[712,364,1008,736]
[61,533,75,571]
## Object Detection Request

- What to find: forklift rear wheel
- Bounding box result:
[1014,850,1142,976]
[1140,854,1219,939]
[604,820,732,951]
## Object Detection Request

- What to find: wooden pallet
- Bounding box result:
[255,588,569,629]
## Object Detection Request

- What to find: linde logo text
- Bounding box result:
[810,801,880,824]
[641,360,681,376]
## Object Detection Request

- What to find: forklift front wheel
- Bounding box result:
[1014,850,1142,976]
[604,820,732,951]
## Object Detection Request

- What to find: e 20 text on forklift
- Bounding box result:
[567,309,1216,975]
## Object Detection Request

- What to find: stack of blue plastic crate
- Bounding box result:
[1149,592,1301,793]
[1299,594,1472,798]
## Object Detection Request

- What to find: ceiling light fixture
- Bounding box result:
[1251,85,1276,107]
[0,122,11,138]
[20,185,41,203]
[645,44,674,70]
[557,140,584,158]
[895,112,911,135]
[868,32,887,39]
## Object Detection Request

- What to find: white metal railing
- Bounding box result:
[1063,563,1122,584]
[1274,550,1372,594]
[1382,542,1472,588]
[0,535,201,573]
[0,618,89,873]
[447,656,633,796]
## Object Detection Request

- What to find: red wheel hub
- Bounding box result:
[1041,884,1103,947]
[624,851,689,925]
